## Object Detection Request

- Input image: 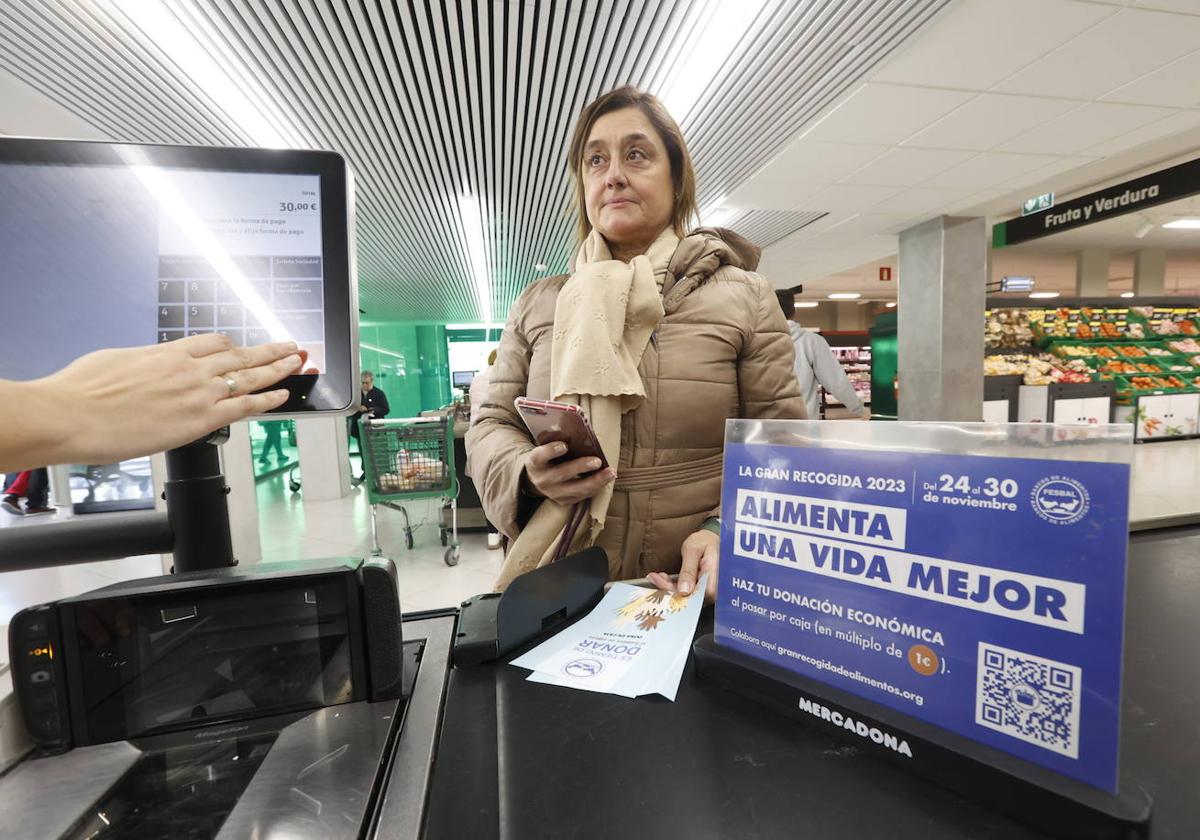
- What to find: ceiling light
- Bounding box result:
[534,262,548,272]
[885,302,896,308]
[698,195,738,228]
[1029,292,1060,299]
[829,292,861,300]
[657,0,768,120]
[1120,291,1136,298]
[1163,219,1200,229]
[360,342,405,360]
[112,1,295,148]
[457,191,493,323]
[794,301,819,309]
[1134,218,1154,239]
[703,206,739,228]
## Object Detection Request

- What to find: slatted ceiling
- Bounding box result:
[0,0,951,323]
[720,209,829,251]
[686,0,950,208]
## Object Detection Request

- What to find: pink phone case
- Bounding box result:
[514,397,608,467]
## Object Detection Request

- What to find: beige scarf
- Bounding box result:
[494,226,679,590]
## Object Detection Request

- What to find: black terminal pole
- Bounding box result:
[164,426,236,574]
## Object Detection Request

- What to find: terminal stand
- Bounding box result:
[0,430,235,574]
[162,427,236,574]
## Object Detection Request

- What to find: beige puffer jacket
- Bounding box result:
[465,227,806,582]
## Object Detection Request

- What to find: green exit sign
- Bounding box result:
[1021,192,1054,216]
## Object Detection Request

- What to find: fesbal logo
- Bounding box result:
[563,658,604,679]
[1030,476,1090,526]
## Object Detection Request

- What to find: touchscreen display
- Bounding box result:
[0,163,327,379]
[73,579,353,743]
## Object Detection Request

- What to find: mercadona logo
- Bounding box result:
[1030,476,1090,526]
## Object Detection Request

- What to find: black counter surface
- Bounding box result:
[425,526,1200,839]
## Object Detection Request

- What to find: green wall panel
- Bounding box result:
[359,323,450,419]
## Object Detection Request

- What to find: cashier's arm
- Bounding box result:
[646,530,720,604]
[0,334,307,473]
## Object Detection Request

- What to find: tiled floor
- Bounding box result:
[254,471,504,613]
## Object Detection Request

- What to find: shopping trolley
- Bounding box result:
[360,416,460,565]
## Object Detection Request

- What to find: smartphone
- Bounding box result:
[514,397,608,467]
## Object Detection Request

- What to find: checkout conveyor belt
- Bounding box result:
[0,615,454,840]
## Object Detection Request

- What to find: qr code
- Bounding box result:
[975,642,1081,759]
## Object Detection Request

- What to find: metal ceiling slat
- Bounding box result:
[270,0,455,316]
[70,0,233,144]
[36,0,218,144]
[520,0,622,288]
[0,0,954,321]
[354,1,479,317]
[515,0,596,302]
[270,1,448,315]
[320,1,467,310]
[507,0,558,294]
[1,3,175,144]
[525,0,582,283]
[357,1,478,318]
[324,2,454,316]
[389,0,482,316]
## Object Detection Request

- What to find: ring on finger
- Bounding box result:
[223,375,237,396]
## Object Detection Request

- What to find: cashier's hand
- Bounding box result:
[522,441,616,505]
[25,334,307,469]
[647,529,719,604]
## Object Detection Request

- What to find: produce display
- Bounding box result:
[1098,360,1161,375]
[1129,306,1200,336]
[1167,338,1200,355]
[1129,376,1187,390]
[984,308,1036,349]
[1027,306,1137,342]
[983,302,1200,435]
[984,354,1093,385]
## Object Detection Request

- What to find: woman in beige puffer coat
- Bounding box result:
[466,86,805,600]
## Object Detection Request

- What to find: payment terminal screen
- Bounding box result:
[0,163,326,379]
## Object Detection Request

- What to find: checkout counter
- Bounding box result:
[4,527,1197,838]
[433,525,1199,839]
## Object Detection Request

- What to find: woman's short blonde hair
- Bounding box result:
[566,86,698,243]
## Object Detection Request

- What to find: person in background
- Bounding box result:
[2,469,51,516]
[258,420,287,466]
[349,370,390,479]
[2,470,29,515]
[468,86,805,602]
[0,334,307,474]
[776,290,870,421]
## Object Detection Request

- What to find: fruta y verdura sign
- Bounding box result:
[993,156,1200,248]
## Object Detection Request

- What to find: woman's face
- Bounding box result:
[582,107,675,252]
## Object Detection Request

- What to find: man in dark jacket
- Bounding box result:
[349,370,390,478]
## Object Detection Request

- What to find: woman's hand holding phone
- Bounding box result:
[522,441,616,505]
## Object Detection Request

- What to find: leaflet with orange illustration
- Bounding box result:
[511,576,707,701]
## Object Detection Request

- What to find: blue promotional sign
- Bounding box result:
[714,441,1130,793]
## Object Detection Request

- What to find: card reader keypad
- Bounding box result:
[155,255,325,349]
